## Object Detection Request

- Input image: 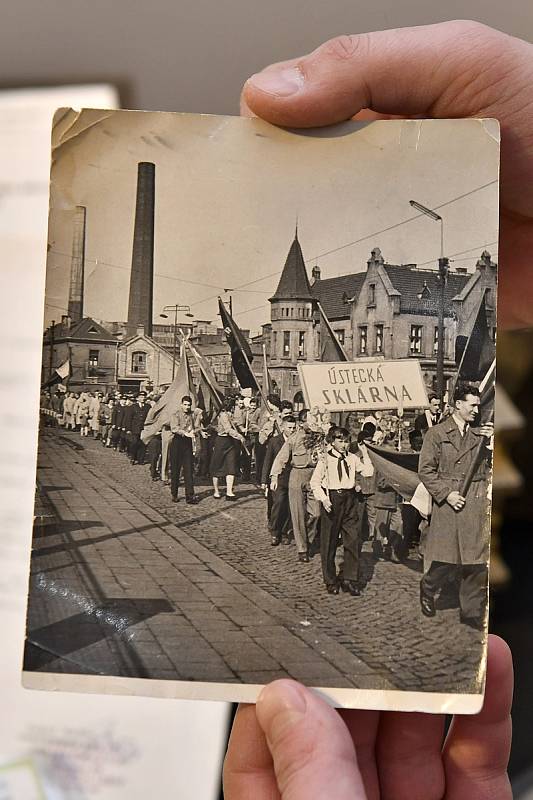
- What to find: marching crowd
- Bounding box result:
[40,382,491,629]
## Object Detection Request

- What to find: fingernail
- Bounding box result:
[257,682,307,742]
[247,66,304,97]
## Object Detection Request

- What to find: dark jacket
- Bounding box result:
[131,403,149,436]
[122,404,135,432]
[262,434,291,488]
[112,404,125,428]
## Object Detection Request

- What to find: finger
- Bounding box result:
[256,680,367,799]
[338,709,381,800]
[442,634,513,800]
[242,21,527,128]
[223,704,280,800]
[375,711,446,800]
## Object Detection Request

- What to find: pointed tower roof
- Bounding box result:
[270,230,314,301]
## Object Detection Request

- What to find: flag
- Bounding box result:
[478,358,496,424]
[455,294,496,382]
[262,343,273,396]
[41,358,70,389]
[218,297,259,391]
[454,294,496,423]
[317,301,349,362]
[366,443,420,501]
[141,341,196,443]
[186,339,224,418]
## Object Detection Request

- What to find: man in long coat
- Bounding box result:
[418,383,493,629]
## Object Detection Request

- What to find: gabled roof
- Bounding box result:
[311,273,365,320]
[44,317,116,343]
[383,265,471,316]
[270,232,313,301]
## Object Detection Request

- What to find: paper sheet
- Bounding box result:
[0,85,228,800]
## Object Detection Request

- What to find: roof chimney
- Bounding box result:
[311,264,321,283]
[126,162,155,339]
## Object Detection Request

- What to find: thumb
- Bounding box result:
[256,680,367,799]
[242,21,530,127]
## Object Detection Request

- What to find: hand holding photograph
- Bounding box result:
[23,109,499,712]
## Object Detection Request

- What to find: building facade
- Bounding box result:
[268,233,497,405]
[42,317,118,391]
[116,329,175,393]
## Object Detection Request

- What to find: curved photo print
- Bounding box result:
[24,110,499,712]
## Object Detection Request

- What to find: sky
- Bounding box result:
[44,111,499,335]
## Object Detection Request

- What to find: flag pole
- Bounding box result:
[316,300,349,361]
[450,292,487,401]
[459,359,495,497]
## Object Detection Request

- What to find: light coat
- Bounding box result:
[418,417,491,566]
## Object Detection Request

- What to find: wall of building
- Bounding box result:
[117,338,174,389]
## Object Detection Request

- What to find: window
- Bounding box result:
[410,325,423,354]
[375,324,384,354]
[292,372,299,387]
[88,350,99,367]
[283,331,291,357]
[358,326,368,354]
[368,283,376,306]
[334,329,345,345]
[132,351,147,373]
[433,326,439,355]
[298,331,306,357]
[272,331,277,356]
[290,307,294,318]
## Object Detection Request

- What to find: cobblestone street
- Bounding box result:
[26,429,484,695]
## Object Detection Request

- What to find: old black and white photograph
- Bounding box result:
[24,109,499,711]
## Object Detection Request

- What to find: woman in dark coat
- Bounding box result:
[210,397,245,500]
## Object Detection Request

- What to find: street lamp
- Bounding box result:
[160,304,194,380]
[409,200,449,408]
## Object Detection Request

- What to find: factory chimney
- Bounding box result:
[126,162,155,339]
[67,205,87,323]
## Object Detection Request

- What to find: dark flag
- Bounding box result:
[366,444,420,501]
[455,294,495,382]
[317,301,349,362]
[454,293,496,424]
[218,297,259,391]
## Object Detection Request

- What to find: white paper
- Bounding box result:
[0,85,228,800]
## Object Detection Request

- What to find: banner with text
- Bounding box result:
[297,360,429,412]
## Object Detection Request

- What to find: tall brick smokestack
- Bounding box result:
[126,162,155,338]
[68,205,86,322]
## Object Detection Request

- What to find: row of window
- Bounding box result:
[93,350,149,373]
[273,325,444,358]
[273,331,307,358]
[275,306,312,319]
[355,324,438,356]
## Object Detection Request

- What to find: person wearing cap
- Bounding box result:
[120,396,135,453]
[270,409,320,563]
[352,429,377,543]
[310,426,362,596]
[111,395,125,449]
[129,394,149,464]
[261,415,296,546]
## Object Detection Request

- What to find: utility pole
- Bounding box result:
[49,320,55,381]
[160,304,193,382]
[409,200,447,410]
[436,256,449,408]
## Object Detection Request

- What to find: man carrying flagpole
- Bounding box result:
[418,382,493,629]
